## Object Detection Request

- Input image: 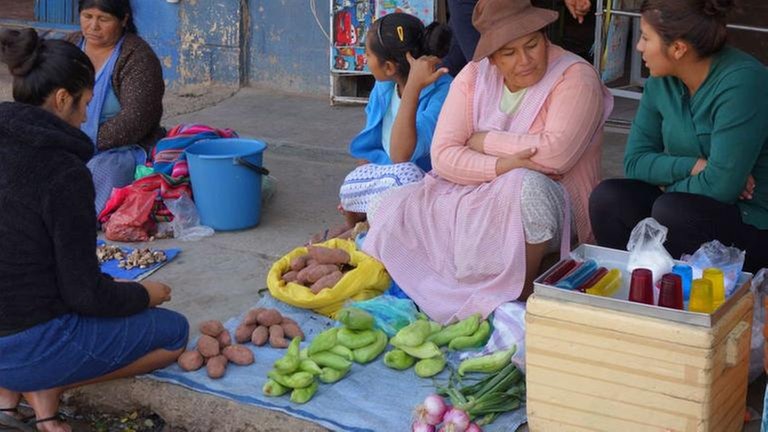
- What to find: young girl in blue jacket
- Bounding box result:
[336,12,452,235]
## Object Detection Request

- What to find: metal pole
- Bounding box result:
[593,0,605,73]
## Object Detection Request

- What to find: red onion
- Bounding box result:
[415,394,448,426]
[465,423,483,432]
[441,407,470,432]
[412,421,436,432]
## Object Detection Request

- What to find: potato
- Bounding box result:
[243,308,264,326]
[310,270,344,294]
[222,345,255,365]
[282,270,299,283]
[256,309,283,327]
[251,325,269,346]
[206,355,228,379]
[197,334,220,358]
[199,320,225,337]
[281,322,304,340]
[235,323,257,343]
[177,350,204,371]
[269,324,289,348]
[297,264,338,284]
[308,246,350,265]
[290,255,309,272]
[217,329,232,348]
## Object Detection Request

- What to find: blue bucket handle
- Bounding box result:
[233,157,270,176]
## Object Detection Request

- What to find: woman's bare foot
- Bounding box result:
[22,388,69,432]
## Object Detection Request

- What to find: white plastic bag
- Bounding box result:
[626,217,674,283]
[165,194,214,241]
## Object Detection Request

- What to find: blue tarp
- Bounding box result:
[149,295,527,431]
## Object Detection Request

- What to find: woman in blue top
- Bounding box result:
[68,0,166,216]
[336,13,452,237]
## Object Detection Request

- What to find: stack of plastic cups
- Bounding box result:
[658,273,684,310]
[629,268,654,305]
[672,264,693,302]
[688,278,714,313]
[703,268,725,311]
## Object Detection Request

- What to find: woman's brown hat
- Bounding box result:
[472,0,559,61]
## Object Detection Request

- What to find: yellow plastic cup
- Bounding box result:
[688,278,714,314]
[703,268,725,310]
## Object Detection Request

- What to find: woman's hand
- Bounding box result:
[495,148,560,177]
[467,132,488,153]
[740,174,756,200]
[142,280,172,307]
[691,158,707,176]
[405,52,449,91]
[565,0,591,23]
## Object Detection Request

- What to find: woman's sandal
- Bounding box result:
[0,408,35,432]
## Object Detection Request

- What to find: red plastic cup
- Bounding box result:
[658,273,684,310]
[629,268,654,305]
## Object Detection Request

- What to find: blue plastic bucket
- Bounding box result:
[185,138,268,231]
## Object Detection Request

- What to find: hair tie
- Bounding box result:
[396,26,404,42]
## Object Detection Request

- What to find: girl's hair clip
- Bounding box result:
[396,25,404,42]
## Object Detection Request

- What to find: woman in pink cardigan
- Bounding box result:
[363,0,612,323]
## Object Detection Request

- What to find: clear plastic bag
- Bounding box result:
[347,295,419,336]
[749,269,768,382]
[682,240,745,296]
[626,217,674,283]
[165,193,214,241]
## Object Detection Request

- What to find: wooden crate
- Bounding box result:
[526,288,753,431]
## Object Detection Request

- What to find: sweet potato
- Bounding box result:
[197,334,221,358]
[217,329,232,348]
[222,345,255,365]
[256,309,283,327]
[297,264,338,284]
[269,324,289,348]
[243,308,264,326]
[199,320,225,337]
[306,259,319,267]
[251,325,269,346]
[206,355,228,379]
[282,270,299,283]
[235,323,257,343]
[290,255,309,272]
[281,322,305,340]
[308,246,350,265]
[177,350,204,371]
[310,270,344,293]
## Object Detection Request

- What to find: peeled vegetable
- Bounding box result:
[384,349,416,370]
[457,347,516,376]
[336,307,374,331]
[414,355,446,378]
[290,380,319,404]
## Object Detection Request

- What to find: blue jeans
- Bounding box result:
[0,308,188,392]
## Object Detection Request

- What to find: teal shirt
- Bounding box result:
[624,46,768,229]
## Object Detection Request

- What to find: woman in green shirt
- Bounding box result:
[589,0,768,272]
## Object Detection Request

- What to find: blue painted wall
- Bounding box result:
[132,1,180,87]
[126,0,331,93]
[248,0,331,95]
[130,0,241,89]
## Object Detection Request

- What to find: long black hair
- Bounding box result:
[0,28,95,106]
[368,13,452,79]
[79,0,137,34]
